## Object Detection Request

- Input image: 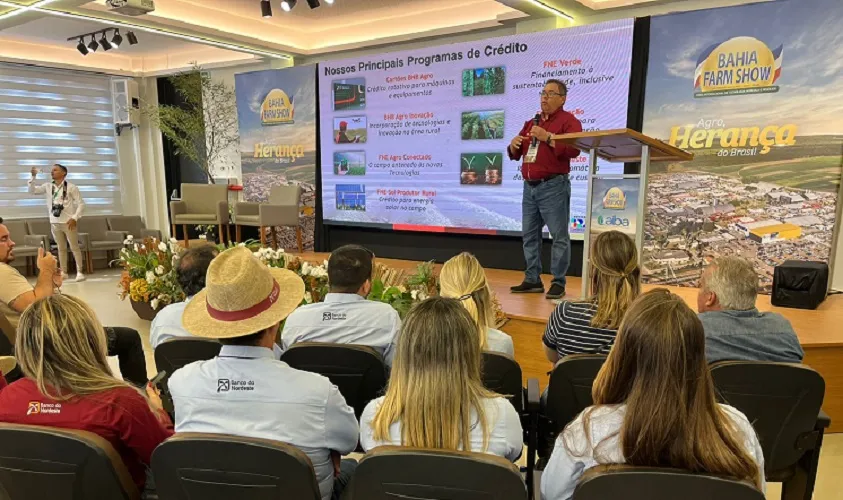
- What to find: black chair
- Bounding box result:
[0,423,140,500]
[539,354,607,464]
[710,361,829,500]
[154,338,222,417]
[280,343,387,419]
[151,433,321,500]
[573,465,764,500]
[344,446,528,500]
[0,312,13,356]
[481,351,541,499]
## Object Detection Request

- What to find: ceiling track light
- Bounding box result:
[324,0,333,3]
[68,27,134,55]
[280,0,296,12]
[76,37,88,55]
[260,0,272,17]
[126,31,138,45]
[111,29,123,48]
[99,32,113,50]
[306,0,319,8]
[87,35,99,52]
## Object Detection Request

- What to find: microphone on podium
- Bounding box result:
[531,113,541,147]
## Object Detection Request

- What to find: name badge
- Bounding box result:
[524,142,539,164]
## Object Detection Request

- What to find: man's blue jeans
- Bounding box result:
[522,175,571,288]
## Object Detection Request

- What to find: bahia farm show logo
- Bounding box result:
[260,88,295,125]
[694,36,783,98]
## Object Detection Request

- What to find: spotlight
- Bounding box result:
[111,29,123,48]
[100,32,113,51]
[261,0,272,17]
[87,36,99,52]
[126,31,139,45]
[281,0,296,11]
[306,0,319,7]
[324,0,333,3]
[76,37,89,55]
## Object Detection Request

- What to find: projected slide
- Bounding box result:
[319,19,634,237]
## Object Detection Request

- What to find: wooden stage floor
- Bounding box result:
[298,252,843,432]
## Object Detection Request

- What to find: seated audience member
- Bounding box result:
[0,295,173,491]
[168,247,359,500]
[543,230,640,363]
[698,256,803,363]
[540,289,765,500]
[440,252,514,356]
[0,356,15,391]
[150,245,219,348]
[360,297,523,461]
[281,244,401,366]
[0,218,148,387]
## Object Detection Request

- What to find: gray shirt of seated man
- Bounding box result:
[697,256,803,364]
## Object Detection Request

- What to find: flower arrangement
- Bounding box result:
[116,236,185,311]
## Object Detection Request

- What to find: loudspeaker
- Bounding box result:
[772,260,828,310]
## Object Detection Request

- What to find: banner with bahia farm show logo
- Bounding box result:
[235,66,317,251]
[641,0,843,292]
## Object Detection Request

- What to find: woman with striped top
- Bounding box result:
[543,231,640,363]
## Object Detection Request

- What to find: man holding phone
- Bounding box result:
[28,164,86,282]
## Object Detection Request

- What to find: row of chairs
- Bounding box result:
[152,338,830,500]
[3,215,159,274]
[0,425,768,500]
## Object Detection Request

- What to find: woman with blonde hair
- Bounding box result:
[440,252,514,356]
[543,230,640,363]
[540,289,765,500]
[0,295,173,491]
[360,297,523,460]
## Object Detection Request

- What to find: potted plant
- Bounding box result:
[116,236,186,320]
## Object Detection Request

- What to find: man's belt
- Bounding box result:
[524,174,565,187]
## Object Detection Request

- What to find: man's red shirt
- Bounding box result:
[0,378,174,489]
[508,108,583,180]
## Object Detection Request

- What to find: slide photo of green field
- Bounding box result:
[460,153,503,185]
[462,66,506,97]
[333,151,366,175]
[461,110,505,140]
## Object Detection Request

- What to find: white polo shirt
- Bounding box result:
[359,395,523,462]
[281,293,401,366]
[168,345,359,500]
[28,179,85,224]
[149,297,193,349]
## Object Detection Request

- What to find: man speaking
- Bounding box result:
[508,79,582,299]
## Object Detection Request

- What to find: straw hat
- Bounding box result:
[0,356,16,376]
[182,246,304,339]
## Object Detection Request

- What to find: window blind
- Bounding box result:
[0,64,122,219]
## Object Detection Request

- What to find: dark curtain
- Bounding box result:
[625,16,652,175]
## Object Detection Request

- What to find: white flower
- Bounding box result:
[145,271,156,283]
[158,242,167,252]
[140,244,145,250]
[123,238,131,245]
[301,262,311,276]
[155,265,165,276]
[169,237,178,243]
[397,285,407,293]
[150,298,160,310]
[310,266,328,279]
[238,242,246,247]
[199,235,207,240]
[127,235,134,241]
[303,291,312,304]
[411,290,419,300]
[323,260,329,269]
[133,244,139,251]
[417,290,428,301]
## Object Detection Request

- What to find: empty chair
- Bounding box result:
[344,446,527,500]
[573,465,764,500]
[76,216,124,273]
[540,354,606,463]
[280,343,386,419]
[107,215,161,241]
[0,423,140,500]
[170,183,230,247]
[710,361,829,500]
[234,185,302,251]
[152,433,321,500]
[24,218,54,252]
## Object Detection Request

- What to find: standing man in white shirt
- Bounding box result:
[169,247,359,500]
[28,164,86,281]
[282,245,401,366]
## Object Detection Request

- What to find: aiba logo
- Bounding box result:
[597,215,630,227]
[261,88,295,126]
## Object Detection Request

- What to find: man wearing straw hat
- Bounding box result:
[168,247,359,500]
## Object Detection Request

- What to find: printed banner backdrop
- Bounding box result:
[235,66,317,251]
[317,19,634,239]
[642,0,843,292]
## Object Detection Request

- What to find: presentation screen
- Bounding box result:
[319,19,634,238]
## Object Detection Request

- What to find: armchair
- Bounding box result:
[107,215,162,241]
[77,216,125,273]
[234,185,302,251]
[170,183,230,248]
[3,220,45,275]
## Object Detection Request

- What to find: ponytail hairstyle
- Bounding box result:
[439,252,495,349]
[589,231,641,329]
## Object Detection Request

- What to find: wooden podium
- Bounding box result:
[551,128,694,297]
